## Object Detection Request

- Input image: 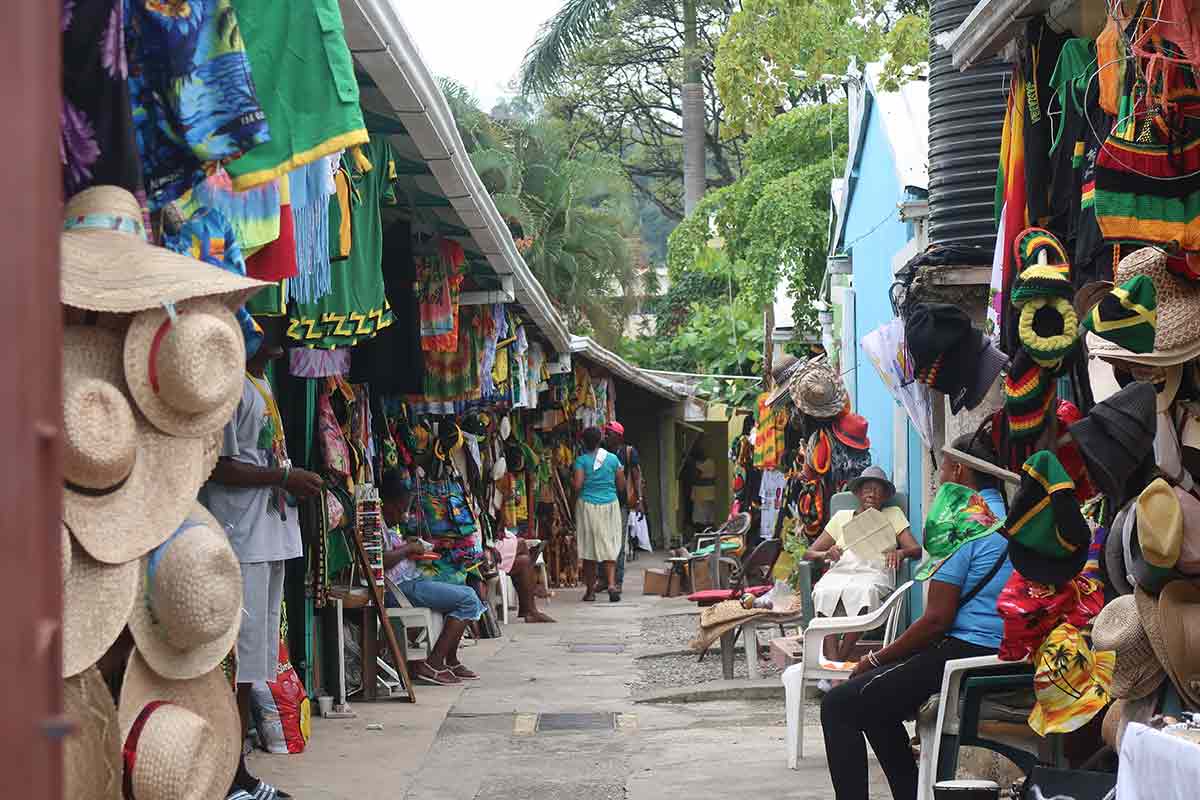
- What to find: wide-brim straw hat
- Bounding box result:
[63,326,220,564]
[118,651,240,800]
[128,504,242,681]
[124,297,246,438]
[62,525,138,678]
[1134,587,1172,678]
[63,666,122,800]
[1091,594,1166,700]
[1159,580,1200,708]
[61,186,265,313]
[1088,248,1200,366]
[790,358,848,418]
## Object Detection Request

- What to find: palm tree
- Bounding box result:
[519,0,707,215]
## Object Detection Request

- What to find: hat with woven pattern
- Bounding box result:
[118,651,240,800]
[64,666,122,800]
[62,524,138,678]
[127,505,242,680]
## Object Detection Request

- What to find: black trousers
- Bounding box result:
[820,636,996,800]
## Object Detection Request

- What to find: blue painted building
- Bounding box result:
[825,65,930,570]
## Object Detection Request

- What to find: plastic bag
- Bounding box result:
[627,510,652,552]
[250,639,311,754]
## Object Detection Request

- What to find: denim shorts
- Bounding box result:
[395,578,485,621]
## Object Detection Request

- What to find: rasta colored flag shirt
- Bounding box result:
[289,138,396,349]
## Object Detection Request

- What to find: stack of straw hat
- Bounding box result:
[60,186,265,799]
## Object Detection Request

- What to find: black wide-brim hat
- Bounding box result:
[1069,381,1156,504]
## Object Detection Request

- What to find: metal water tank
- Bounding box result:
[927,0,1011,250]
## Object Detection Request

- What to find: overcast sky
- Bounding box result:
[399,1,564,111]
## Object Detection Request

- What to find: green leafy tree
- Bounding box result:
[715,0,928,134]
[520,0,746,222]
[442,80,642,347]
[667,103,850,331]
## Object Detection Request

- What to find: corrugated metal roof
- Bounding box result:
[569,336,687,401]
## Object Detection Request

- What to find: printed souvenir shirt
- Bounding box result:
[199,376,302,563]
[290,138,396,349]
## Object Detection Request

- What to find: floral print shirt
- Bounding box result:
[124,0,270,209]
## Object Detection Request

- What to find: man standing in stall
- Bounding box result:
[597,421,642,596]
[201,318,325,800]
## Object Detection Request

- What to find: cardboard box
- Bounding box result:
[689,558,732,592]
[642,568,684,597]
[769,635,803,669]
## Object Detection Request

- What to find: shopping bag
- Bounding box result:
[628,510,652,552]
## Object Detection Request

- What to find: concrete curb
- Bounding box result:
[633,677,785,704]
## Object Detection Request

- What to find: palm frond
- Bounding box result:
[519,0,616,97]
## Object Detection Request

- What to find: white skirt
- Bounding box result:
[576,499,622,562]
[811,556,895,618]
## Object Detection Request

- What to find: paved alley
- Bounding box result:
[249,563,891,799]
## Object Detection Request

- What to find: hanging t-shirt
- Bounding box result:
[225,0,367,189]
[199,377,302,564]
[758,469,788,540]
[125,0,270,209]
[61,0,143,200]
[289,139,396,349]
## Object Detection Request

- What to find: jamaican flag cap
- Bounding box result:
[1082,275,1157,355]
[1004,450,1091,587]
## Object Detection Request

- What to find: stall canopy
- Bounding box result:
[339,0,571,352]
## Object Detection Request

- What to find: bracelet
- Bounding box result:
[866,651,881,669]
[280,465,291,488]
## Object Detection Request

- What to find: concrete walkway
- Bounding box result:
[248,562,891,799]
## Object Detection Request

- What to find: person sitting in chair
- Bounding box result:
[805,465,920,662]
[819,434,1012,800]
[380,470,485,686]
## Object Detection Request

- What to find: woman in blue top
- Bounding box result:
[820,433,1013,800]
[573,426,626,602]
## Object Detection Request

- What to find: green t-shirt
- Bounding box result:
[289,138,396,349]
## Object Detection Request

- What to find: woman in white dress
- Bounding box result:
[804,465,922,661]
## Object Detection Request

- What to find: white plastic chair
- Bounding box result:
[383,577,444,661]
[783,580,913,768]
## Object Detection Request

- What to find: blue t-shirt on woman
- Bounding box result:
[574,450,621,505]
[930,486,1013,649]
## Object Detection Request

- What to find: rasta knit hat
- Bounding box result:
[1004,351,1056,442]
[1012,264,1076,306]
[905,303,978,411]
[1014,227,1070,272]
[1004,451,1091,587]
[1018,296,1079,368]
[1082,275,1158,355]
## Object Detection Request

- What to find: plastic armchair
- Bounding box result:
[783,580,913,767]
[915,655,1039,800]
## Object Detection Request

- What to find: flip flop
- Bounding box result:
[449,663,480,680]
[413,664,461,686]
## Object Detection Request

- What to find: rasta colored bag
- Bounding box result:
[1094,128,1200,252]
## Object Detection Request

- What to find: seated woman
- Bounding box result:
[819,434,1012,800]
[379,470,486,686]
[805,465,921,661]
[488,532,555,623]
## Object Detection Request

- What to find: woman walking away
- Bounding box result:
[573,426,626,602]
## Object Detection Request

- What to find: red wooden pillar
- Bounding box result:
[0,1,63,798]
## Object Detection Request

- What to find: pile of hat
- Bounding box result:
[60,186,265,800]
[906,303,1008,415]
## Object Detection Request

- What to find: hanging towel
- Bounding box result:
[288,154,339,304]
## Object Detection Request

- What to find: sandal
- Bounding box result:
[412,662,461,686]
[448,663,480,680]
[582,591,596,602]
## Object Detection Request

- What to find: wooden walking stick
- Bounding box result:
[351,525,417,703]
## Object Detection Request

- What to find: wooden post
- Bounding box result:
[350,528,416,703]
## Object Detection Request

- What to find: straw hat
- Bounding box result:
[791,358,848,418]
[1101,700,1124,751]
[63,327,219,564]
[62,525,138,678]
[1088,248,1200,366]
[118,651,240,800]
[1091,594,1166,700]
[128,504,242,681]
[61,186,264,313]
[1134,587,1171,676]
[63,666,121,800]
[1158,580,1200,708]
[124,297,246,438]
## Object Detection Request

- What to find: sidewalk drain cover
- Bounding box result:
[568,643,626,654]
[535,712,615,732]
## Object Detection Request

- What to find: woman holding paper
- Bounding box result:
[804,465,921,661]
